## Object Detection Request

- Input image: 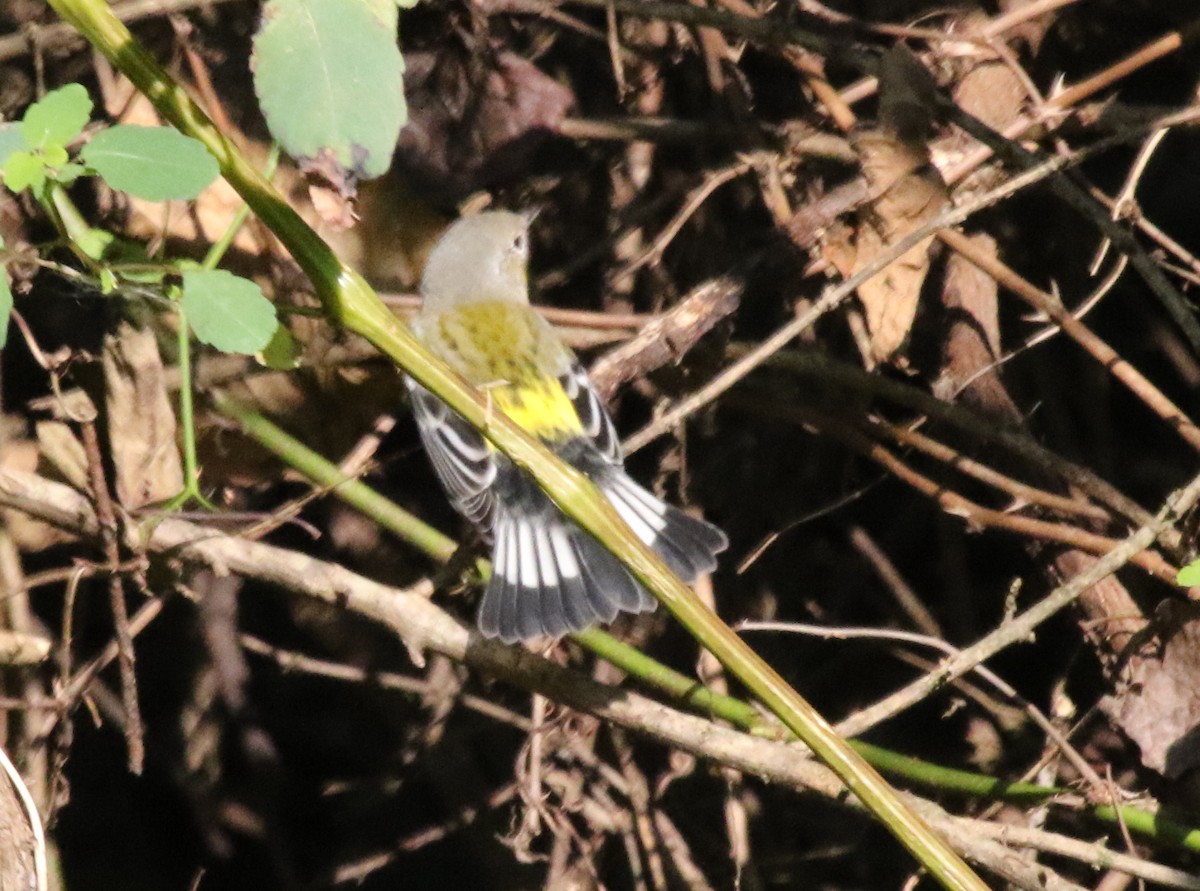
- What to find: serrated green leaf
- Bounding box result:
[1178,561,1200,587]
[254,0,406,181]
[0,125,28,167]
[2,151,46,194]
[82,125,219,201]
[257,323,300,369]
[42,144,69,168]
[0,269,12,349]
[21,83,92,151]
[55,163,87,186]
[182,269,277,355]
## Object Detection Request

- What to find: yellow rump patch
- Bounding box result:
[489,376,582,442]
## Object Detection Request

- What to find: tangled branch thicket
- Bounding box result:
[2,0,1200,888]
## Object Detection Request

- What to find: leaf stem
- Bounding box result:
[162,290,215,511]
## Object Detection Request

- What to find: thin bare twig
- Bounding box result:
[733,396,1179,583]
[939,228,1200,455]
[624,144,1080,454]
[0,470,1103,887]
[0,0,248,63]
[835,469,1200,738]
[737,620,1107,791]
[78,420,143,775]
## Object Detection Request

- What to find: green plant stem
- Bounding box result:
[165,295,214,510]
[45,4,989,885]
[42,182,106,268]
[217,397,1200,854]
[164,141,281,508]
[201,143,281,272]
[214,394,461,564]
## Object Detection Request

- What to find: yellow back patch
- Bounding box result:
[429,301,583,443]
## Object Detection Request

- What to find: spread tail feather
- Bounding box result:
[601,472,728,582]
[480,514,653,643]
[478,473,726,643]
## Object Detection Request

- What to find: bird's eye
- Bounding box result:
[514,233,528,253]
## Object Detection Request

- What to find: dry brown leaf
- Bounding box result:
[1103,601,1200,777]
[300,148,360,231]
[0,438,73,552]
[849,128,948,366]
[102,319,184,509]
[34,420,89,493]
[953,62,1027,133]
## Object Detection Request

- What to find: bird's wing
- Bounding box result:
[559,361,622,464]
[408,381,498,530]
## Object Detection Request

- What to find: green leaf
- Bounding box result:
[21,83,92,151]
[253,0,406,181]
[0,125,28,167]
[1178,561,1200,587]
[0,269,11,350]
[82,125,219,201]
[182,269,277,355]
[74,226,115,261]
[55,163,87,186]
[116,266,168,284]
[258,323,300,369]
[99,268,118,295]
[2,151,46,194]
[42,144,69,168]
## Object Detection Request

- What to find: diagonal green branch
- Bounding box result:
[221,396,1200,855]
[44,3,989,887]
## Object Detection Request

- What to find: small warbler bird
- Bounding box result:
[408,211,727,643]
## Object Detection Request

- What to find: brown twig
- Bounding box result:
[1048,28,1198,114]
[623,136,1115,456]
[834,469,1200,738]
[740,346,1167,544]
[939,227,1200,455]
[0,0,249,63]
[589,277,741,402]
[935,99,1200,353]
[0,468,1151,891]
[734,396,1179,584]
[38,596,163,744]
[848,526,942,637]
[77,420,143,775]
[610,160,754,282]
[868,417,1112,525]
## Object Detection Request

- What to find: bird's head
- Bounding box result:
[419,210,535,309]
